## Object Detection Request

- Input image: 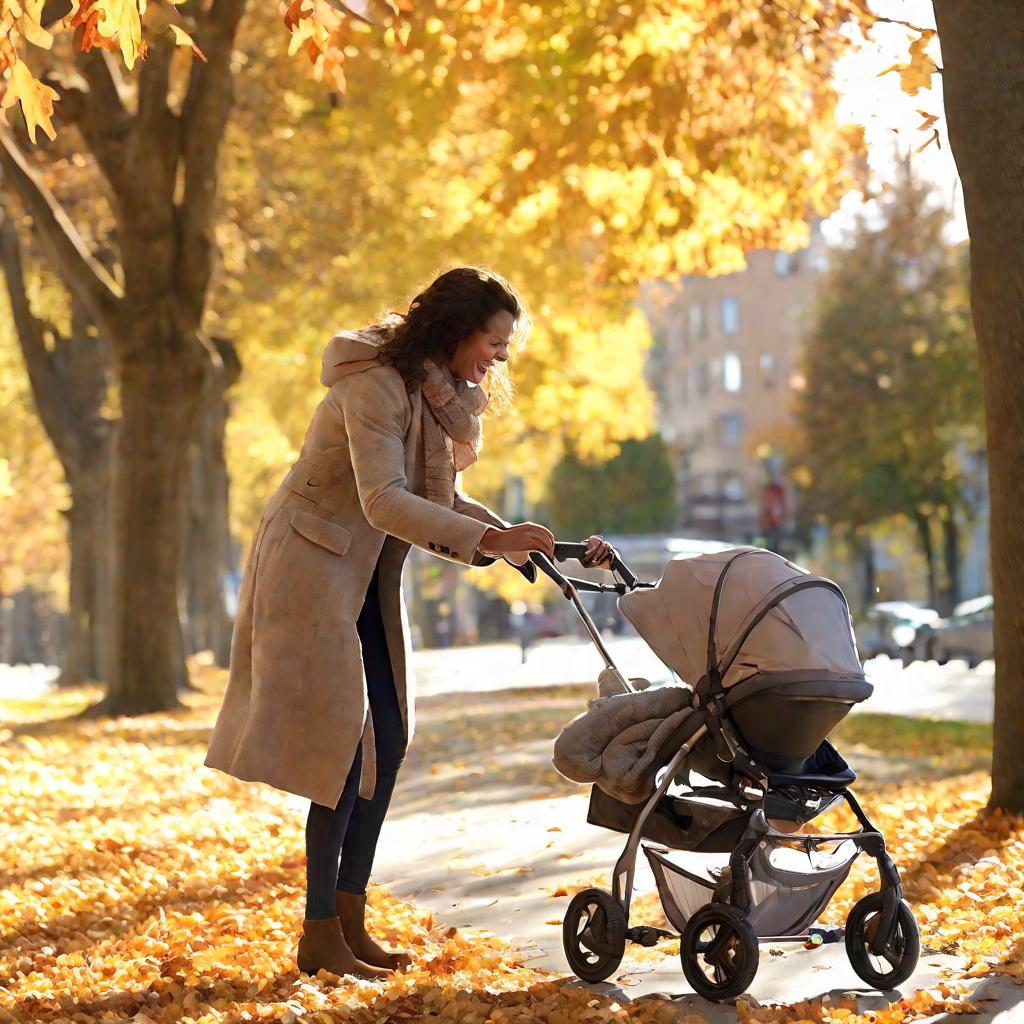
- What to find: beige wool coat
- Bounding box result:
[204,330,528,808]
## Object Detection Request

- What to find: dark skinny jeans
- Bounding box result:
[304,557,407,918]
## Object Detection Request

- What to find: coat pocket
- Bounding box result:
[288,509,352,555]
[260,510,353,622]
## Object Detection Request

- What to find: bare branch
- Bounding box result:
[69,49,134,193]
[176,0,247,318]
[41,72,130,204]
[74,47,132,125]
[0,202,79,470]
[0,130,123,339]
[135,36,178,149]
[128,36,180,207]
[872,16,932,34]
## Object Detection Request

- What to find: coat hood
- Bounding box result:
[320,327,390,387]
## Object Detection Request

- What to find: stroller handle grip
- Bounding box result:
[552,541,591,561]
[552,541,640,591]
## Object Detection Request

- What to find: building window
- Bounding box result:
[721,472,746,501]
[688,302,707,341]
[720,412,743,449]
[774,251,803,276]
[671,318,688,355]
[694,472,716,498]
[720,296,739,335]
[695,362,710,397]
[723,352,742,392]
[759,353,778,388]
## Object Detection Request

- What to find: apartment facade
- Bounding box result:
[643,223,828,541]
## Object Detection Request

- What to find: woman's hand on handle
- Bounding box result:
[479,522,555,560]
[581,535,615,569]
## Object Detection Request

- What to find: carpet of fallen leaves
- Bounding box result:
[0,665,1021,1024]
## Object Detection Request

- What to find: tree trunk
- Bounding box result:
[913,511,938,611]
[9,589,40,663]
[92,427,117,686]
[61,485,98,686]
[89,346,206,716]
[940,509,961,615]
[0,207,118,687]
[184,337,241,668]
[57,415,117,688]
[933,1,1024,813]
[854,529,875,612]
[56,309,117,687]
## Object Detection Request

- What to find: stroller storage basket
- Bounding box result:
[644,849,717,930]
[643,838,859,936]
[642,836,858,936]
[746,838,859,936]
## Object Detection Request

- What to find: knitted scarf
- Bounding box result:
[419,358,488,507]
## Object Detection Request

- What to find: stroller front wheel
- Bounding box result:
[845,892,920,990]
[680,903,759,1001]
[562,888,626,983]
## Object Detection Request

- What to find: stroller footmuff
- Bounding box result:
[537,545,920,1001]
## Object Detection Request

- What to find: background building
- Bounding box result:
[642,223,829,544]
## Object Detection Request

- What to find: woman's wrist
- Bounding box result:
[479,526,504,555]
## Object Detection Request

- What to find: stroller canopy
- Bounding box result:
[619,547,863,688]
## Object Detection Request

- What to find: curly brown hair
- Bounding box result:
[372,266,531,414]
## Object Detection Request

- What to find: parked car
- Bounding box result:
[913,595,993,668]
[855,601,938,665]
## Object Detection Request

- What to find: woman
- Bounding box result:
[204,267,614,981]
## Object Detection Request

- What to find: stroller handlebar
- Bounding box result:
[538,540,644,593]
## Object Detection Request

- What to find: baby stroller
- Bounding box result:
[530,543,919,1002]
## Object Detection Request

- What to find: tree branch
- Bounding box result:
[73,47,132,122]
[122,35,181,245]
[176,0,247,321]
[42,69,131,202]
[0,202,80,471]
[0,130,123,339]
[134,36,178,163]
[72,48,133,197]
[872,16,932,34]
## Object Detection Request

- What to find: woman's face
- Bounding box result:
[447,309,515,385]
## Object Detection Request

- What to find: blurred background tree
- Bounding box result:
[546,436,675,540]
[788,160,981,616]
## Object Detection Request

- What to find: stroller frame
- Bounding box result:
[533,543,915,1000]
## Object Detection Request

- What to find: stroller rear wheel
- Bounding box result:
[846,892,920,989]
[562,888,626,982]
[680,903,759,1001]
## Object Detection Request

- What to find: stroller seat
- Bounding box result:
[767,766,855,791]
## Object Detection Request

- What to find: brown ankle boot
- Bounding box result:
[296,916,392,980]
[335,891,412,971]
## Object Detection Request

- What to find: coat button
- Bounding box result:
[307,477,321,487]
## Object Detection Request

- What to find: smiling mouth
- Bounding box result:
[477,362,492,375]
